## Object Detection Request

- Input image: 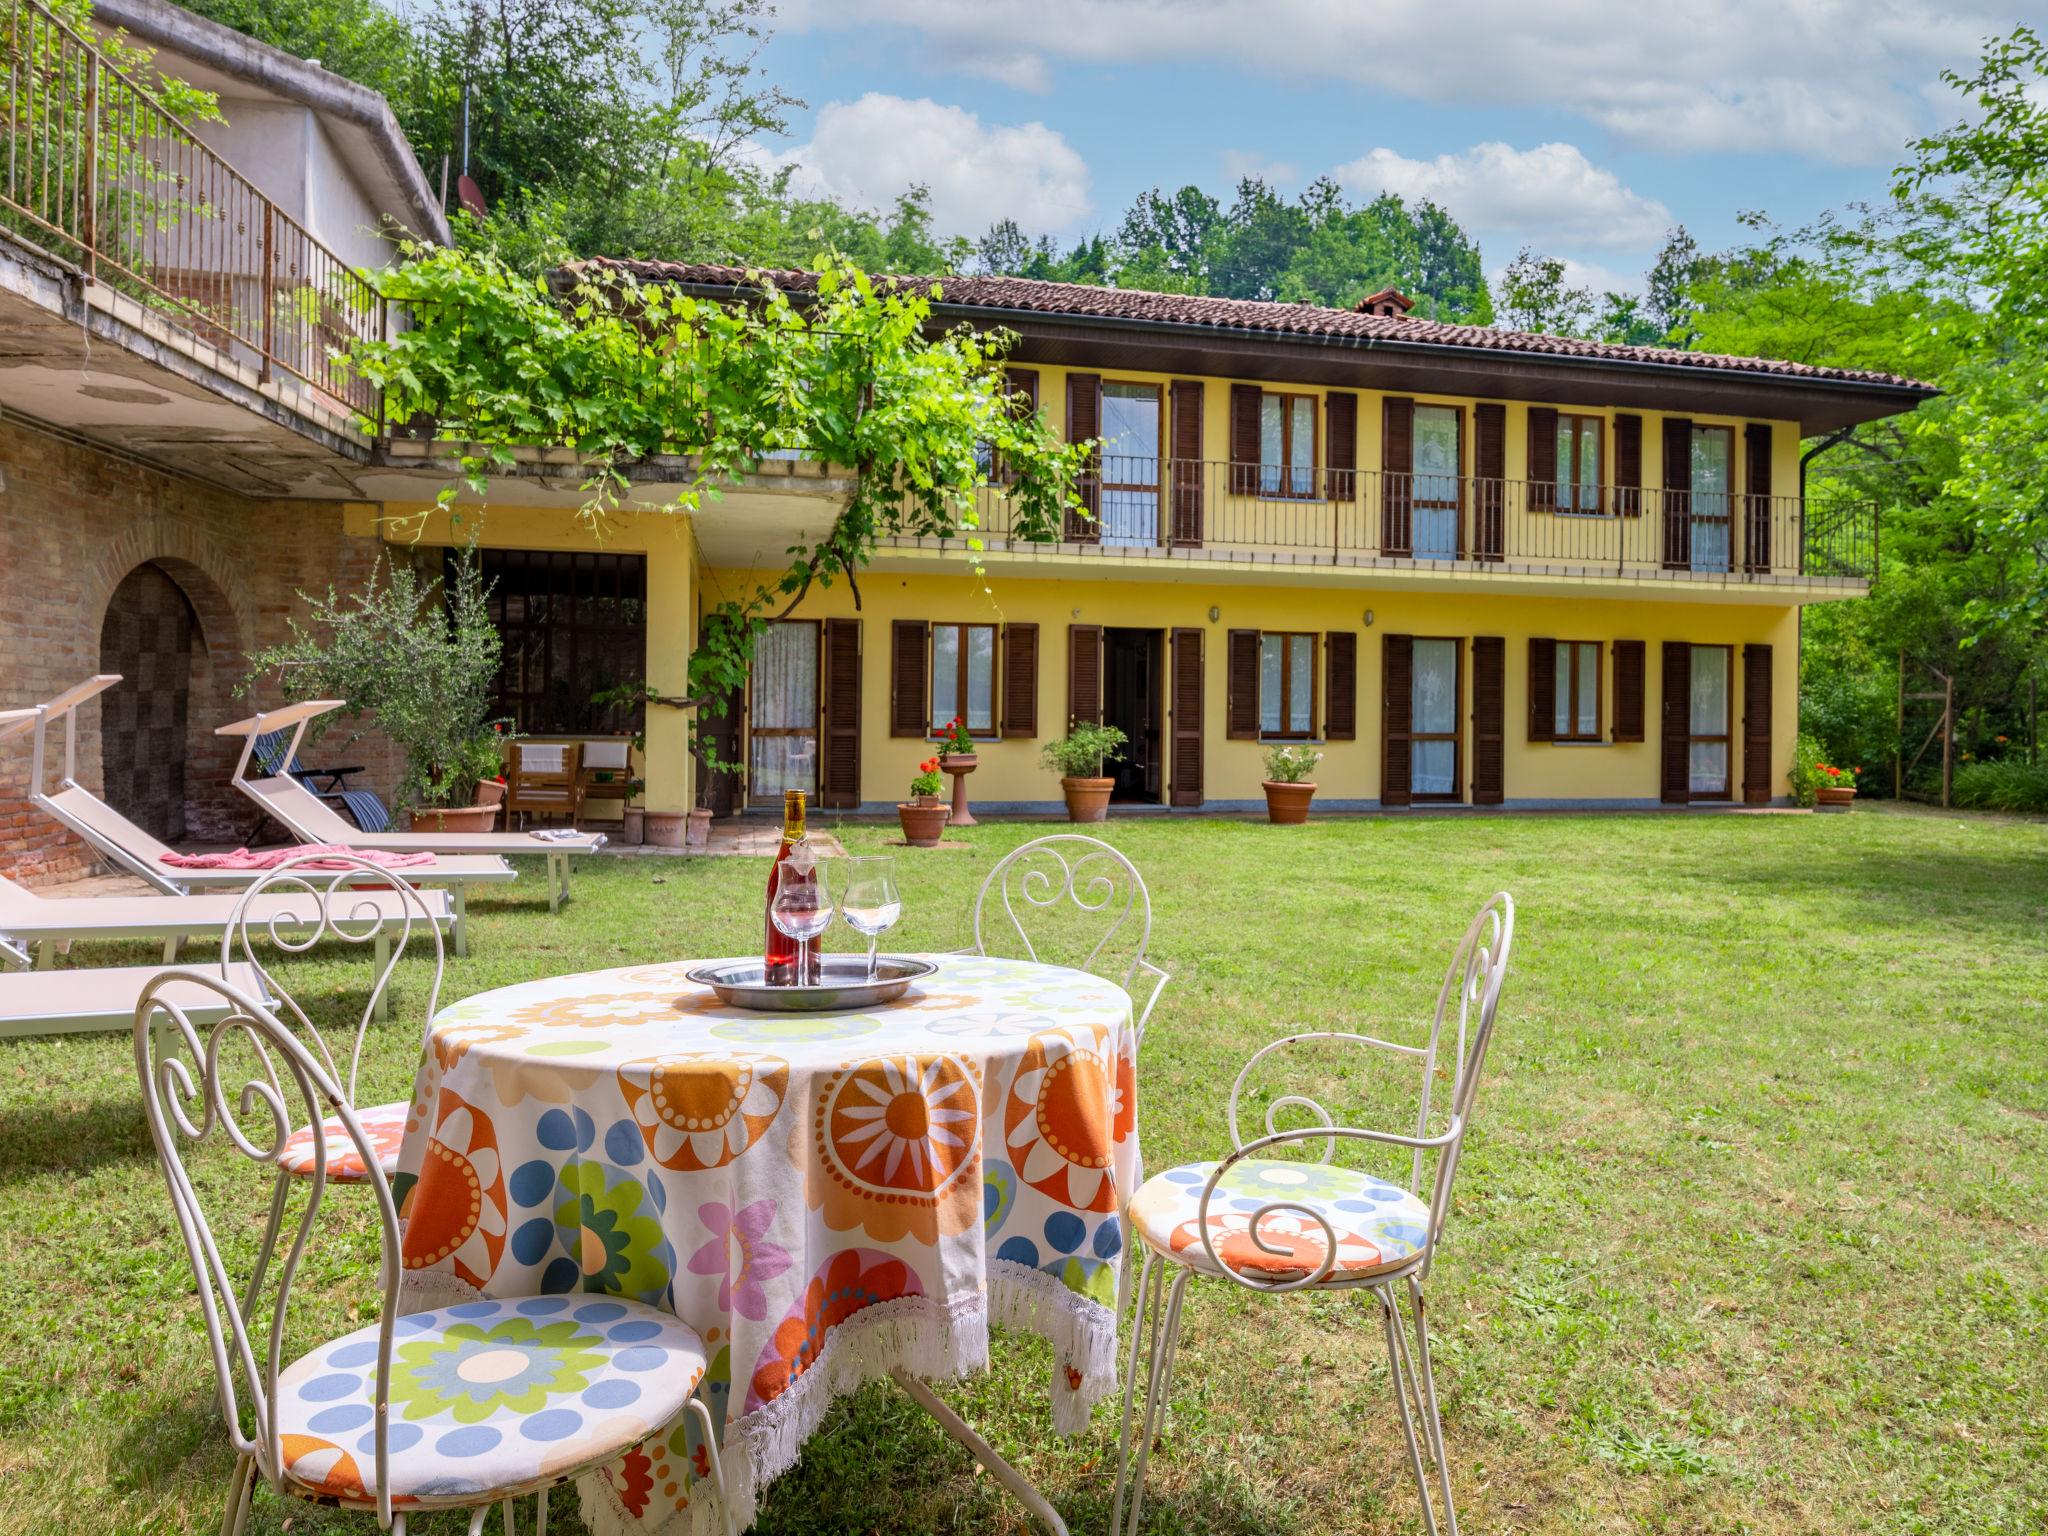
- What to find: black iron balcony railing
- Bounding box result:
[1,0,382,416]
[888,458,1877,585]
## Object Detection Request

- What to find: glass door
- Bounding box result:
[1411,638,1461,800]
[1100,382,1161,546]
[748,620,819,804]
[1690,427,1732,572]
[1689,645,1731,798]
[1412,406,1462,560]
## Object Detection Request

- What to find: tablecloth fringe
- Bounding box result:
[989,1258,1122,1434]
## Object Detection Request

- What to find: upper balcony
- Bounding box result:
[879,457,1878,596]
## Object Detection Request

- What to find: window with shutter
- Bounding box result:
[1066,373,1102,541]
[1611,639,1646,742]
[1325,631,1357,740]
[1066,624,1103,728]
[1381,633,1414,806]
[1743,423,1773,573]
[1613,413,1643,517]
[1226,628,1260,739]
[1473,401,1505,560]
[1326,391,1358,503]
[1000,622,1038,738]
[1527,405,1559,513]
[1381,397,1414,557]
[889,620,929,738]
[1170,628,1204,806]
[1661,416,1693,569]
[1170,380,1204,546]
[1742,642,1773,804]
[1660,640,1692,803]
[930,623,997,735]
[1472,636,1505,805]
[1527,638,1557,743]
[1229,383,1260,496]
[820,618,861,809]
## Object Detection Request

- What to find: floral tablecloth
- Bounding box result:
[389,953,1139,1535]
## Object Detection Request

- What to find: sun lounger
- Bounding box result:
[0,940,275,1040]
[252,725,392,832]
[0,874,453,1021]
[5,680,513,954]
[220,702,607,912]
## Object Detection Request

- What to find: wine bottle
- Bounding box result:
[763,789,818,984]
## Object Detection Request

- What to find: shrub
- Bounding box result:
[1787,732,1828,808]
[1263,743,1322,783]
[1952,757,2048,813]
[1040,723,1127,779]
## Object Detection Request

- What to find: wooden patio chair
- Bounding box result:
[506,740,585,828]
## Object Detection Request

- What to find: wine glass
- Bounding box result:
[840,855,902,980]
[770,860,834,984]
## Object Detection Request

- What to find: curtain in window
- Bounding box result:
[1412,638,1457,794]
[1412,406,1460,559]
[1258,633,1282,733]
[965,626,996,731]
[750,622,817,797]
[1101,384,1160,545]
[1689,646,1729,794]
[1691,429,1732,572]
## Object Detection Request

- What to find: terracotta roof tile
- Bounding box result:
[576,258,1937,394]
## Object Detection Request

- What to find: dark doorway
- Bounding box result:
[99,562,200,841]
[1104,628,1163,803]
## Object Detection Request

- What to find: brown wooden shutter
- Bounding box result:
[1324,631,1357,740]
[1473,401,1505,560]
[1742,642,1774,805]
[889,620,929,738]
[1471,636,1505,805]
[1660,640,1691,803]
[1661,416,1693,569]
[1527,637,1557,743]
[1169,627,1204,806]
[1066,623,1103,727]
[1326,390,1358,503]
[1527,406,1558,513]
[1225,628,1261,739]
[1229,383,1260,495]
[1611,639,1645,742]
[1743,422,1773,573]
[698,685,741,816]
[1614,413,1643,517]
[819,617,862,808]
[1170,379,1205,546]
[1066,372,1102,541]
[1000,622,1038,738]
[1381,396,1414,557]
[1381,633,1413,806]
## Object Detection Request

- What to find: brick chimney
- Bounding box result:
[1355,287,1415,318]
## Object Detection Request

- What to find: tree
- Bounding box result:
[1496,248,1593,335]
[1114,186,1221,287]
[1644,226,1707,344]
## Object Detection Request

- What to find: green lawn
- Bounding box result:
[2,808,2045,1536]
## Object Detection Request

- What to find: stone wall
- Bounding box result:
[0,418,401,884]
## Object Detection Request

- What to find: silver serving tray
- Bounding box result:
[683,955,938,1012]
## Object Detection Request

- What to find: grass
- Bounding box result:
[2,806,2045,1536]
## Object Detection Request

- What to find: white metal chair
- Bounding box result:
[967,834,1170,1043]
[133,968,732,1536]
[223,853,445,1185]
[1111,892,1516,1536]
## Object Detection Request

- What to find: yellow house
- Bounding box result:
[373,268,1932,822]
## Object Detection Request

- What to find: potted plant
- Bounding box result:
[899,756,951,846]
[620,777,648,845]
[1262,743,1322,824]
[1815,761,1860,811]
[937,714,980,828]
[248,544,515,831]
[1040,723,1127,823]
[1789,734,1860,812]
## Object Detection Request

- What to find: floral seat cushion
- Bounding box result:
[279,1100,411,1183]
[1127,1159,1432,1283]
[275,1295,707,1509]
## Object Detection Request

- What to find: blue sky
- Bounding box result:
[747,0,2048,295]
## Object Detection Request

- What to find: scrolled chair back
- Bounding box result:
[1204,891,1515,1292]
[970,833,1169,1040]
[223,852,445,1103]
[134,969,406,1528]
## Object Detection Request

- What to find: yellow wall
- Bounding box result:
[708,563,1801,809]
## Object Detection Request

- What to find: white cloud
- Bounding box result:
[1219,149,1300,186]
[952,51,1053,93]
[777,0,2008,165]
[750,94,1092,236]
[1336,141,1673,251]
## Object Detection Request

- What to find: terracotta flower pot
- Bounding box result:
[1061,776,1114,824]
[1263,780,1317,824]
[620,806,646,846]
[473,779,507,809]
[645,811,686,848]
[939,751,979,828]
[898,801,951,847]
[1815,784,1857,812]
[406,803,500,833]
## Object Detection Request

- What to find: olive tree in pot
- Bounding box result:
[248,544,512,830]
[1041,723,1128,823]
[1262,743,1323,824]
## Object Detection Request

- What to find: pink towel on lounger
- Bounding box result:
[162,843,436,871]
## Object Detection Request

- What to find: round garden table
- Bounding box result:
[390,952,1139,1536]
